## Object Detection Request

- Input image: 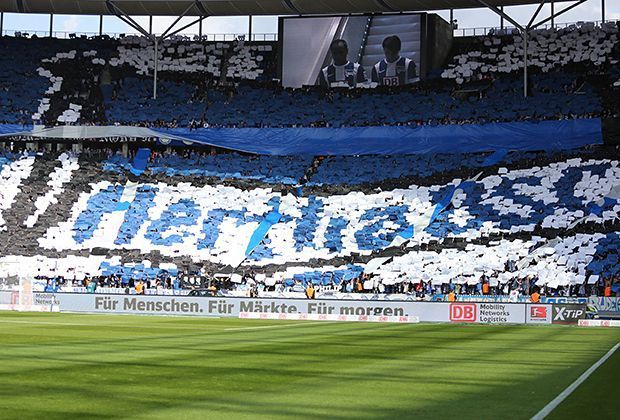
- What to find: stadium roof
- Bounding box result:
[0,1,563,17]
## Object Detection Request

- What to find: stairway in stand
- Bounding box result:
[359,15,422,76]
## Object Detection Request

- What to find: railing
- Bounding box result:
[357,16,373,63]
[453,20,605,37]
[1,29,278,41]
[3,18,612,40]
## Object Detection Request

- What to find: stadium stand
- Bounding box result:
[0,21,617,129]
[0,38,57,125]
[0,143,618,298]
[0,20,618,299]
[308,151,546,186]
[442,22,619,82]
[0,152,36,232]
[104,151,313,185]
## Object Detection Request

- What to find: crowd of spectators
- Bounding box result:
[100,72,609,129]
[38,274,181,294]
[32,269,619,300]
[1,25,617,129]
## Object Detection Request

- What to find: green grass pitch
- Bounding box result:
[0,312,618,419]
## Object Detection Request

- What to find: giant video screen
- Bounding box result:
[280,14,423,88]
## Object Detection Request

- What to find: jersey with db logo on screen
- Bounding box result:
[371,57,417,86]
[318,61,367,88]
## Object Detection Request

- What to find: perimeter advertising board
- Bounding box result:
[551,304,587,324]
[578,319,620,327]
[0,291,12,304]
[448,303,526,324]
[57,293,444,319]
[0,291,59,312]
[526,304,553,324]
[55,294,530,324]
[588,297,620,314]
[32,292,60,306]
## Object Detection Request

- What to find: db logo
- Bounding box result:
[450,304,477,322]
[530,306,548,319]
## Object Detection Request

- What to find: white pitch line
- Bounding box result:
[531,341,620,420]
[224,321,325,331]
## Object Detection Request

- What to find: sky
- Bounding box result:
[1,1,618,38]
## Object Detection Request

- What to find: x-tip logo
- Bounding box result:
[552,305,585,324]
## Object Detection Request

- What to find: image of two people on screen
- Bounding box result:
[317,35,418,88]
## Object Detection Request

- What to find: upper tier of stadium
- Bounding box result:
[0,21,618,134]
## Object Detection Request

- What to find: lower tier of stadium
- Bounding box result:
[0,140,618,298]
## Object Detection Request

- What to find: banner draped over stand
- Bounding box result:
[155,119,602,155]
[0,118,603,156]
[0,124,32,136]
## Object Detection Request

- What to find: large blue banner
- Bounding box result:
[0,119,602,156]
[0,124,32,136]
[156,119,602,155]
